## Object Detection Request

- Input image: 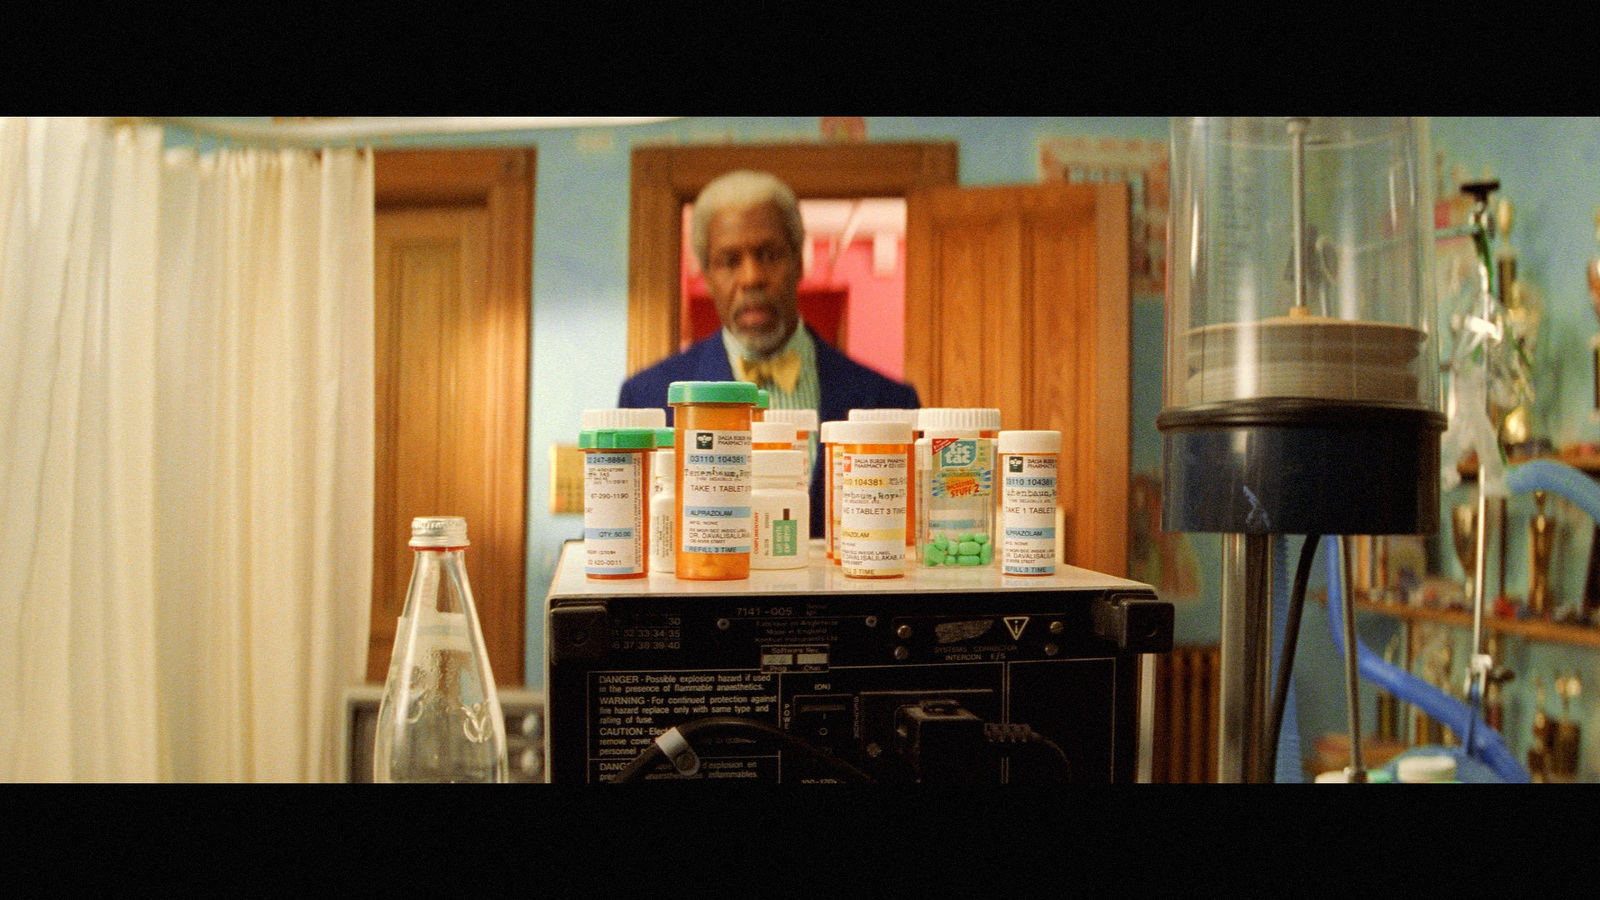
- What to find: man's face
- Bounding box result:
[702,202,801,357]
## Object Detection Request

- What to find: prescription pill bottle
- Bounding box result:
[582,427,655,579]
[751,449,810,570]
[833,419,912,579]
[849,408,921,556]
[669,380,757,580]
[997,430,1061,576]
[648,429,675,574]
[763,408,819,490]
[918,426,995,567]
[752,420,798,453]
[820,420,843,563]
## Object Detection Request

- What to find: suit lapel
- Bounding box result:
[810,325,847,422]
[692,334,735,382]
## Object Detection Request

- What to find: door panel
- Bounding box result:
[369,149,532,686]
[905,182,1130,577]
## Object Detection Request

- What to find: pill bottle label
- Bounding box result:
[840,452,908,576]
[1001,453,1057,575]
[829,447,845,559]
[924,437,994,567]
[795,431,815,489]
[649,490,674,572]
[753,506,804,567]
[681,429,752,555]
[584,452,646,575]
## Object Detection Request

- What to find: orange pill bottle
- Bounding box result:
[832,419,913,579]
[669,381,757,580]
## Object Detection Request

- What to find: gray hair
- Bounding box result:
[690,170,805,272]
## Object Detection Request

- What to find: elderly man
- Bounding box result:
[618,169,919,536]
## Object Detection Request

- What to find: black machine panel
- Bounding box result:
[546,565,1171,784]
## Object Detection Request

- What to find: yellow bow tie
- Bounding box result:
[735,351,801,393]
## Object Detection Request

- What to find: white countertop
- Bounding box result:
[547,539,1155,600]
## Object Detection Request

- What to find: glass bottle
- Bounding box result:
[375,516,509,783]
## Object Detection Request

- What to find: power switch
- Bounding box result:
[791,694,855,756]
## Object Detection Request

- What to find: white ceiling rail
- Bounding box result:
[140,117,683,146]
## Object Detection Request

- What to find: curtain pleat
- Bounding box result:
[0,118,373,782]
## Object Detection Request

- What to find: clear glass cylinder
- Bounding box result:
[375,516,508,783]
[1165,117,1439,413]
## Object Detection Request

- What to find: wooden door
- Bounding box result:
[369,149,533,686]
[905,181,1131,577]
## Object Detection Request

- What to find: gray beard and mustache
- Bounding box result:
[730,290,796,357]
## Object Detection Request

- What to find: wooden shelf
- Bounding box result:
[1349,593,1600,648]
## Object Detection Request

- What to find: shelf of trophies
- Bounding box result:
[1348,590,1600,649]
[1349,443,1600,648]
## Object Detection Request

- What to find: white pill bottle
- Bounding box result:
[648,434,675,574]
[997,430,1061,575]
[751,449,810,569]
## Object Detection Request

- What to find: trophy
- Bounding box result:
[1529,490,1552,617]
[1452,501,1478,606]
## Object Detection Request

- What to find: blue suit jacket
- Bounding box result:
[618,324,920,537]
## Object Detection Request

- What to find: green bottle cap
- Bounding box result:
[577,430,597,449]
[667,380,759,405]
[653,427,675,447]
[594,428,656,450]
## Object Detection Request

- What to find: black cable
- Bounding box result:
[982,722,1073,782]
[1265,533,1319,781]
[609,716,875,783]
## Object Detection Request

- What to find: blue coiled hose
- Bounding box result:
[1505,459,1600,523]
[1314,456,1600,783]
[1322,525,1531,782]
[1272,535,1304,782]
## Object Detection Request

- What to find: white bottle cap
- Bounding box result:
[917,408,1002,432]
[410,516,469,548]
[998,430,1062,454]
[820,420,837,443]
[653,447,674,473]
[848,408,920,428]
[1396,754,1457,783]
[581,408,666,430]
[753,449,805,479]
[830,420,913,445]
[923,427,982,441]
[752,420,799,446]
[764,408,819,432]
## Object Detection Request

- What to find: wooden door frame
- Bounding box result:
[626,142,959,376]
[371,147,534,685]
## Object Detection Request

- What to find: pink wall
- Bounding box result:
[824,236,904,381]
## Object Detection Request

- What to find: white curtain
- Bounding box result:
[0,117,374,782]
